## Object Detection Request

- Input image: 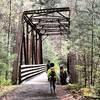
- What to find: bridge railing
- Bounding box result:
[19,64,46,83]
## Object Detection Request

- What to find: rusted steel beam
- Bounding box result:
[23,34,27,64]
[31,30,35,64]
[37,22,69,25]
[40,28,62,30]
[40,29,67,32]
[36,35,43,64]
[23,7,70,14]
[58,21,69,31]
[37,24,69,29]
[32,17,70,22]
[19,39,23,84]
[26,23,29,64]
[32,21,69,25]
[39,35,43,64]
[23,15,41,35]
[31,16,69,19]
[35,32,38,64]
[21,20,27,65]
[37,26,65,29]
[42,33,65,35]
[57,12,70,20]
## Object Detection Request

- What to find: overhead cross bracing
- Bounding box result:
[23,7,70,36]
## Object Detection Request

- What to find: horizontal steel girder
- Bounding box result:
[32,17,70,22]
[23,7,70,14]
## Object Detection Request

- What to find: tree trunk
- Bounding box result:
[11,14,22,84]
[67,52,78,83]
[83,54,87,87]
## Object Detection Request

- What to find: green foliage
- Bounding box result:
[95,67,100,96]
[80,87,96,96]
[69,0,100,87]
[75,64,84,71]
[43,38,58,63]
[66,84,82,91]
[95,85,100,96]
[0,76,11,85]
[0,33,16,85]
[31,0,60,8]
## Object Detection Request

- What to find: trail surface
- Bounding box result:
[0,72,83,100]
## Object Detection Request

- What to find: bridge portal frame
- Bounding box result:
[18,7,70,84]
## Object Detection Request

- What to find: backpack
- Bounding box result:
[48,71,56,82]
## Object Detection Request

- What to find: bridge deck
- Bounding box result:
[22,72,48,84]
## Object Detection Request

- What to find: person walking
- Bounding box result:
[46,60,51,72]
[48,63,57,94]
[59,64,67,85]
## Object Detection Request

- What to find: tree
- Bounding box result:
[31,0,60,9]
[69,0,100,86]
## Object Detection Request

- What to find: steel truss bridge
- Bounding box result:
[17,7,70,84]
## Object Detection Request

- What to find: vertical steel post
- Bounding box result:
[22,16,27,65]
[31,29,35,64]
[19,42,23,84]
[35,31,38,64]
[39,34,43,64]
[26,23,29,64]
